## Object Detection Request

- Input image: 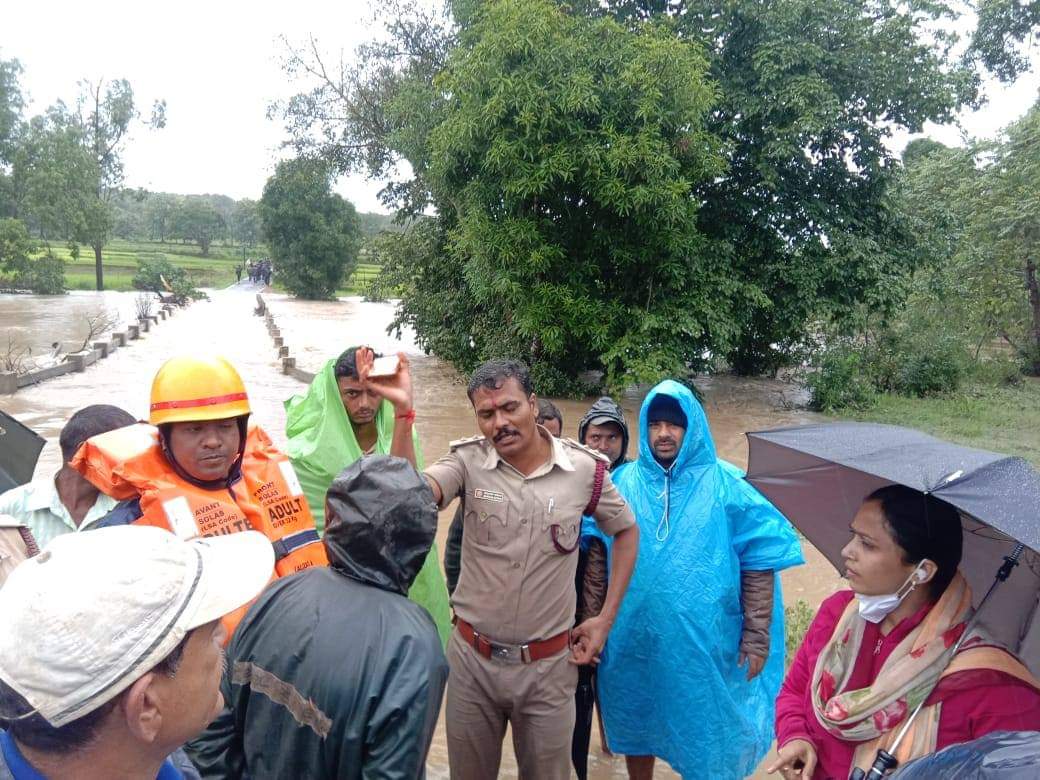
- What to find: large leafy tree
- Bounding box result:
[877,104,1040,375]
[11,109,95,246]
[277,0,983,388]
[428,0,726,389]
[230,198,261,247]
[76,79,165,289]
[172,197,225,256]
[968,104,1040,373]
[589,0,977,372]
[0,54,25,218]
[972,0,1040,81]
[259,158,362,299]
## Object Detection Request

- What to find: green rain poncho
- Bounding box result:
[284,358,452,646]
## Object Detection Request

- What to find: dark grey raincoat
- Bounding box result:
[187,456,448,780]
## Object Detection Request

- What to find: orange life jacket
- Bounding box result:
[73,422,328,586]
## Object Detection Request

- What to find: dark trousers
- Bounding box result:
[572,664,596,780]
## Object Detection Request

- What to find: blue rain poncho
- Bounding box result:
[597,380,803,779]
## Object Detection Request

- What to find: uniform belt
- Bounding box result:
[455,618,570,664]
[271,529,321,562]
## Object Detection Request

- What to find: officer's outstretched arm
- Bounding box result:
[425,475,443,505]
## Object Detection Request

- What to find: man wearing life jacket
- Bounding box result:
[73,356,325,628]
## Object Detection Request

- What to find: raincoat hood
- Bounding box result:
[324,455,437,596]
[285,358,411,531]
[578,396,630,469]
[600,379,804,778]
[635,379,716,477]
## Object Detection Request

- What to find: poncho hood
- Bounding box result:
[635,379,716,477]
[324,455,437,596]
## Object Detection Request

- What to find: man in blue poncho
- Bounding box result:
[597,380,804,779]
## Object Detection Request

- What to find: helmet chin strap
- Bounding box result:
[157,416,249,490]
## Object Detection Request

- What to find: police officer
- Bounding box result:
[368,356,639,779]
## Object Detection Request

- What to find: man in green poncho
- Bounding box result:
[284,346,452,646]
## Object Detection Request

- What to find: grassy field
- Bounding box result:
[51,240,380,293]
[53,239,248,291]
[840,379,1040,466]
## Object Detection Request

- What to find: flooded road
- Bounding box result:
[0,290,144,358]
[1,286,843,778]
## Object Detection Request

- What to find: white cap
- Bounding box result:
[0,525,274,727]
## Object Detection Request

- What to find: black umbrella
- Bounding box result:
[745,422,1040,674]
[0,409,45,492]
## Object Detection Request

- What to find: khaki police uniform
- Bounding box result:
[425,428,635,780]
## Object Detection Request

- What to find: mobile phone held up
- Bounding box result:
[368,354,401,378]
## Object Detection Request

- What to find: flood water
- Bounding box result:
[0,285,844,778]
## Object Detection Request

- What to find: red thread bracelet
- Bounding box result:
[396,409,416,423]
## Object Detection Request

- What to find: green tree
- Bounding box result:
[0,54,25,218]
[589,0,978,373]
[230,198,261,246]
[425,0,726,389]
[11,110,95,248]
[278,0,984,389]
[968,104,1040,373]
[259,158,361,299]
[144,192,178,242]
[972,0,1040,81]
[0,217,65,294]
[77,79,165,289]
[172,197,225,256]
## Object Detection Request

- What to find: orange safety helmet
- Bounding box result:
[149,356,252,426]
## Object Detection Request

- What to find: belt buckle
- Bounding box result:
[491,641,522,663]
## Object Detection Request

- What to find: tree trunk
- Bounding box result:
[1026,255,1040,375]
[94,242,104,291]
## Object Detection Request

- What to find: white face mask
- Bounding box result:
[856,561,931,624]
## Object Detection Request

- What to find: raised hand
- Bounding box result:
[356,348,414,413]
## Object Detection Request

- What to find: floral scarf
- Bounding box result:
[811,572,979,769]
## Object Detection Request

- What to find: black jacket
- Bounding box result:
[188,456,448,780]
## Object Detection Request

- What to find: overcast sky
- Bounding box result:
[3,0,1038,215]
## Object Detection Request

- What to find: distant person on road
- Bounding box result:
[234,264,243,282]
[0,525,273,780]
[284,346,452,644]
[0,404,136,548]
[188,456,449,780]
[597,380,804,779]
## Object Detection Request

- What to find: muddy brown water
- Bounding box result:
[0,287,844,778]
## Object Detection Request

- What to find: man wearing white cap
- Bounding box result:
[0,525,274,780]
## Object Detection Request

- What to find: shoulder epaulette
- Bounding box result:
[561,437,610,463]
[449,434,486,452]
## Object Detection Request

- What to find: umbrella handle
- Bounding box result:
[848,749,898,780]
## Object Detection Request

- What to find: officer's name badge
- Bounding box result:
[473,488,506,503]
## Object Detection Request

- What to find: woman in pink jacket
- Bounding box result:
[769,485,1040,780]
